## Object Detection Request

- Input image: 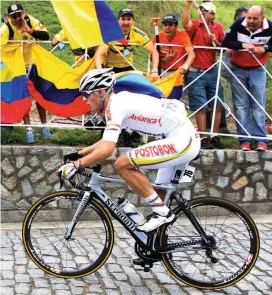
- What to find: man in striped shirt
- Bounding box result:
[222,5,272,151]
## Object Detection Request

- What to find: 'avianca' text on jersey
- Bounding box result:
[102,91,189,143]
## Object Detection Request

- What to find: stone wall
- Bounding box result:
[1,146,272,222]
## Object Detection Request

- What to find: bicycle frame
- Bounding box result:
[65,168,211,254]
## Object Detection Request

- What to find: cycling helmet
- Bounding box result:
[79,68,115,111]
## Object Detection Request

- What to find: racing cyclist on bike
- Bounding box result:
[59,68,201,233]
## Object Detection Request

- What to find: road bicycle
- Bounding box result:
[22,151,260,290]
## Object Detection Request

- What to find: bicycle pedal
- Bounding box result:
[139,260,154,271]
[144,266,150,272]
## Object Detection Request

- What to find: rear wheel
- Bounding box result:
[160,197,260,289]
[22,191,114,278]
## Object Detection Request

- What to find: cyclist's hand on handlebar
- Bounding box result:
[57,163,78,180]
[62,152,83,164]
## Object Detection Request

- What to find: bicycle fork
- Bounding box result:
[64,191,92,240]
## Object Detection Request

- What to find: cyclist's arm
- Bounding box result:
[78,140,102,156]
[77,123,121,166]
[76,140,116,168]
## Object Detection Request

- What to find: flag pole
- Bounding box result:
[152,17,161,75]
[192,0,216,47]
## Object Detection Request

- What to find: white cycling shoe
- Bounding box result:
[136,211,175,232]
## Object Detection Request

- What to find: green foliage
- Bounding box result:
[220,136,239,149]
[1,127,101,146]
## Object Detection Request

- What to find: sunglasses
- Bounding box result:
[200,8,214,14]
[82,90,99,99]
[10,12,23,19]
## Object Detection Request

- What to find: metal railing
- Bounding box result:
[1,40,272,141]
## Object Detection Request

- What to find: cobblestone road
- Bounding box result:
[1,215,272,295]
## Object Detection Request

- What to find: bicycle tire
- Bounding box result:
[22,191,114,278]
[160,197,260,289]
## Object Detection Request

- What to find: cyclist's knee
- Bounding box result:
[114,155,131,172]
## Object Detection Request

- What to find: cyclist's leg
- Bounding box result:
[115,125,200,231]
[115,152,174,232]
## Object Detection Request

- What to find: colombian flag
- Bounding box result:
[1,46,32,123]
[114,71,164,98]
[27,46,184,118]
[154,70,183,99]
[51,0,124,50]
[27,44,93,117]
[114,70,183,99]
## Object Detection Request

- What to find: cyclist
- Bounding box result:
[59,68,201,232]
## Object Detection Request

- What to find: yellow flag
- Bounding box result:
[51,0,123,49]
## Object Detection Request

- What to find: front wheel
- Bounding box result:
[160,197,260,289]
[22,191,114,278]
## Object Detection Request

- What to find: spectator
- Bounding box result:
[222,5,272,151]
[211,6,248,134]
[152,14,195,79]
[221,6,248,80]
[1,3,51,143]
[51,30,96,67]
[95,8,160,147]
[95,8,159,79]
[182,0,225,149]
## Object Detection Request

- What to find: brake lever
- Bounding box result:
[56,166,64,189]
[59,175,64,189]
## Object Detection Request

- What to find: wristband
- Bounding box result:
[151,70,158,73]
[28,29,34,35]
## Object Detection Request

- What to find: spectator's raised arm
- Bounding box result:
[182,0,193,31]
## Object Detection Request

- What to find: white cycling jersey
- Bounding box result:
[103,91,190,142]
[102,91,200,183]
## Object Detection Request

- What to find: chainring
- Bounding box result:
[134,242,162,261]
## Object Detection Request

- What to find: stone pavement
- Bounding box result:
[1,215,272,295]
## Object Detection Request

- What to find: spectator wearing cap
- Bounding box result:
[94,8,159,148]
[152,14,195,78]
[0,3,51,143]
[94,8,159,80]
[222,5,272,151]
[51,30,96,67]
[182,0,225,149]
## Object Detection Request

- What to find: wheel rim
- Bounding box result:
[24,193,112,277]
[161,199,259,288]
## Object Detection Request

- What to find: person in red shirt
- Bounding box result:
[222,5,271,151]
[182,0,225,149]
[152,14,195,78]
